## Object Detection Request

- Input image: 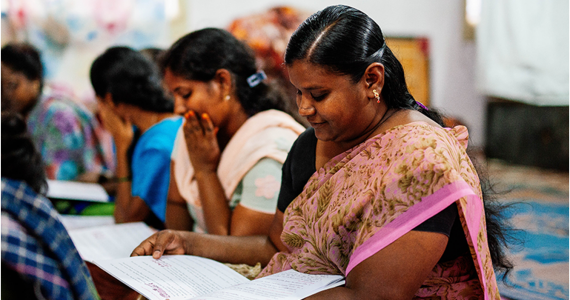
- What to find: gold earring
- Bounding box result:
[373,90,380,103]
[225,95,230,101]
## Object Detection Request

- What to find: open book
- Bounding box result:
[92,255,345,300]
[67,222,344,299]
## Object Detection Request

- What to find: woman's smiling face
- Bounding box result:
[287,60,380,144]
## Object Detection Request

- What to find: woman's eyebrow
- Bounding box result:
[302,86,325,91]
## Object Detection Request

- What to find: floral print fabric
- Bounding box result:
[258,122,500,299]
[27,91,115,180]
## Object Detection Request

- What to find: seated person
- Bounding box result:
[90,46,182,227]
[1,43,115,184]
[133,5,514,299]
[162,28,305,235]
[1,112,99,300]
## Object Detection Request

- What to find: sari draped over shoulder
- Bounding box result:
[258,122,500,299]
[172,109,305,233]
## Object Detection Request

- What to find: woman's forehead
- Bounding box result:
[287,60,349,87]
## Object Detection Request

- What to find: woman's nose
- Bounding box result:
[297,97,315,117]
[173,96,187,115]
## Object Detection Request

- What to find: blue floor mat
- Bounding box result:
[498,201,569,300]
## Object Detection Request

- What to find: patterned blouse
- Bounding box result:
[27,89,115,181]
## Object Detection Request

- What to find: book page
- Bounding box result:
[59,215,115,231]
[68,222,155,262]
[93,255,250,300]
[47,179,109,202]
[192,269,345,300]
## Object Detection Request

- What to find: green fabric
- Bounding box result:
[53,200,114,216]
[79,202,115,216]
[229,157,282,214]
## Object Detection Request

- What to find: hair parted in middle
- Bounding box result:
[284,4,442,125]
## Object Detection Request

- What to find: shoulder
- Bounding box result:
[39,96,94,124]
[155,116,184,129]
[380,109,469,152]
[1,178,56,220]
[138,117,183,150]
[392,122,470,151]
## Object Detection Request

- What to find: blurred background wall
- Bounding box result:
[2,0,568,166]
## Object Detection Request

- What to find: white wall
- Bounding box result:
[185,0,487,147]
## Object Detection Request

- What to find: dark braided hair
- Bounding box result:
[285,4,514,280]
[161,28,291,116]
[1,112,47,195]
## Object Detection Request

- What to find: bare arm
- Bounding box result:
[132,208,287,266]
[165,160,194,230]
[230,205,276,236]
[113,146,151,223]
[98,101,149,223]
[193,170,232,234]
[184,111,276,236]
[306,231,448,300]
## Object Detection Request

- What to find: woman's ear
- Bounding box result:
[32,79,41,96]
[214,69,233,100]
[363,62,385,98]
[102,92,115,108]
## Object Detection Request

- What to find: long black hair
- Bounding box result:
[1,112,47,195]
[285,4,514,279]
[90,46,173,113]
[161,28,291,116]
[285,5,443,125]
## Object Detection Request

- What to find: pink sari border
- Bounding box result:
[346,180,478,275]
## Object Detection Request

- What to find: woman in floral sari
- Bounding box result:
[133,5,512,299]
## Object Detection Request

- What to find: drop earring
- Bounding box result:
[373,90,380,103]
[224,95,230,101]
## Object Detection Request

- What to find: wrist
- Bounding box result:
[193,169,218,180]
[115,145,130,156]
[183,231,198,255]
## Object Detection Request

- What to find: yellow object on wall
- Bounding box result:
[386,37,430,107]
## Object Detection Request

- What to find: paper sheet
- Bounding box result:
[193,269,345,300]
[47,179,109,202]
[68,222,156,261]
[59,215,115,230]
[94,256,250,300]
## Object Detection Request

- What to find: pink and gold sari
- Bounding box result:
[258,122,500,299]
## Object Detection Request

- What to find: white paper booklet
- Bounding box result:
[47,179,109,202]
[68,222,156,262]
[59,215,115,231]
[93,255,345,300]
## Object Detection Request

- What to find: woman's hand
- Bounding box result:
[131,230,194,259]
[98,101,133,153]
[183,111,220,175]
[131,227,281,267]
